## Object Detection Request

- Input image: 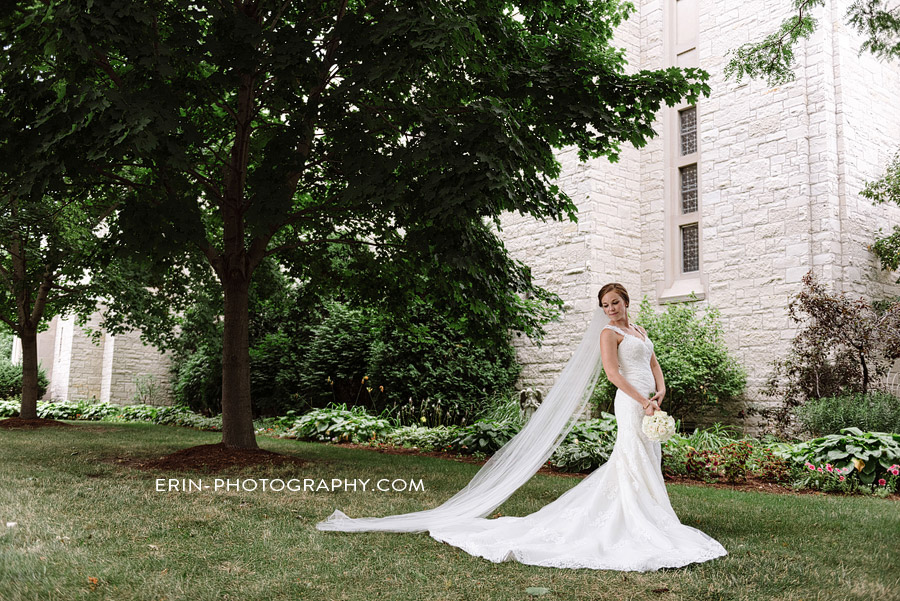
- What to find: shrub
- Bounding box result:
[298,300,521,427]
[0,358,49,400]
[785,427,900,485]
[548,413,619,472]
[382,425,463,451]
[794,391,900,436]
[591,296,747,420]
[757,271,900,435]
[283,403,393,444]
[171,343,223,416]
[367,304,521,426]
[449,419,521,454]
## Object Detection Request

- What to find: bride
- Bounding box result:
[317,283,728,571]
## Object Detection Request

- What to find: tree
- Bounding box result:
[10,0,709,448]
[863,150,900,281]
[0,34,120,420]
[724,0,899,86]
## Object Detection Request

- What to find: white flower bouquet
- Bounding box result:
[642,410,676,443]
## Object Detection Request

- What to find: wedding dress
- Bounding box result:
[317,307,728,571]
[427,324,728,570]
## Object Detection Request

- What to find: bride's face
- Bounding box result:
[601,292,627,320]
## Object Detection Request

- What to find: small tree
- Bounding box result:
[591,296,747,421]
[863,149,900,281]
[760,270,900,432]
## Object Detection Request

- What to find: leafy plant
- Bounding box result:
[747,445,792,483]
[548,412,619,472]
[450,419,521,454]
[718,440,754,483]
[283,403,393,444]
[382,425,463,452]
[549,439,614,472]
[784,427,900,485]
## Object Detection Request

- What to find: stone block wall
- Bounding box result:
[495,0,900,433]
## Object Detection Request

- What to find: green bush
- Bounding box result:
[171,343,223,416]
[449,419,521,454]
[382,424,463,451]
[0,358,49,400]
[794,391,900,436]
[282,403,393,444]
[784,427,900,485]
[590,296,747,421]
[299,301,521,427]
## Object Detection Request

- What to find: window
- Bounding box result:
[679,107,697,155]
[681,224,699,273]
[659,0,705,302]
[679,164,698,214]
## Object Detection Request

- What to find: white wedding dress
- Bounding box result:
[424,325,728,570]
[318,319,728,571]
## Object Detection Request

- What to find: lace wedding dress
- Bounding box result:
[317,310,728,571]
[426,324,728,571]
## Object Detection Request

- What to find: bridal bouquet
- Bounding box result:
[642,410,676,443]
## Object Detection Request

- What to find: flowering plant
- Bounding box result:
[642,410,676,443]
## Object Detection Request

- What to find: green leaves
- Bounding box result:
[787,428,900,484]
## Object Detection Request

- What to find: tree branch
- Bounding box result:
[263,236,402,259]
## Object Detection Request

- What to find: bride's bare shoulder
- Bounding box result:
[600,326,622,343]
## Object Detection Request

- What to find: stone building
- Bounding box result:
[10,312,173,405]
[497,0,900,430]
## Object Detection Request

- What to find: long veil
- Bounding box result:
[316,304,609,533]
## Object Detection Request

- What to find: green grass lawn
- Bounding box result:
[1,421,898,601]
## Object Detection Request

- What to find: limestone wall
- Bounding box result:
[496,0,900,432]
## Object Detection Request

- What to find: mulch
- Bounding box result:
[122,442,307,472]
[0,417,75,429]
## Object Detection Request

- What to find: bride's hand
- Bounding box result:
[649,389,665,408]
[643,400,660,416]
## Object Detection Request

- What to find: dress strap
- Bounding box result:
[603,324,625,335]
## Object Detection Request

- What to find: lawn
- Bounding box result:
[1,421,898,601]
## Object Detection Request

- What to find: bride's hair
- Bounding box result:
[598,283,630,307]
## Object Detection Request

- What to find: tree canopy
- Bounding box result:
[5,0,709,447]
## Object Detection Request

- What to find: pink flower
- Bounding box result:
[807,463,816,471]
[826,465,834,472]
[878,479,887,486]
[817,467,823,472]
[839,476,845,482]
[890,467,900,476]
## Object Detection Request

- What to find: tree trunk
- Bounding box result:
[19,325,40,420]
[220,273,258,449]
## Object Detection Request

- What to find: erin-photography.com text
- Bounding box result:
[155,477,426,493]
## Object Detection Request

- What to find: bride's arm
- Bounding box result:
[648,352,666,406]
[600,329,651,409]
[636,325,666,407]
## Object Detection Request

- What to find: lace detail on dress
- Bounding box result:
[424,327,728,572]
